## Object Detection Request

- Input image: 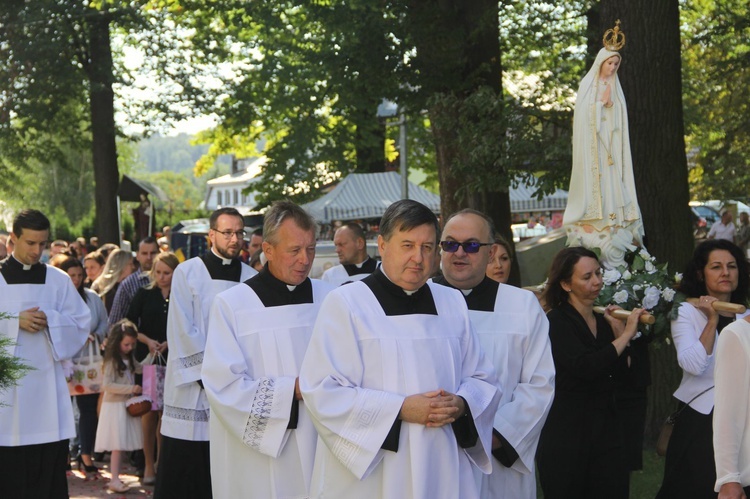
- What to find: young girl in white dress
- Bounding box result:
[94,320,144,493]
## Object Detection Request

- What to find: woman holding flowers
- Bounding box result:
[537,247,644,499]
[657,240,750,499]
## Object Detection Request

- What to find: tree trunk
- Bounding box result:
[600,0,692,444]
[409,1,509,224]
[87,15,120,244]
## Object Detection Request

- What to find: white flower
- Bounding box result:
[639,249,652,260]
[674,272,683,284]
[633,284,642,291]
[613,290,629,303]
[645,261,657,274]
[603,269,621,285]
[662,288,676,302]
[642,286,661,309]
[622,270,632,280]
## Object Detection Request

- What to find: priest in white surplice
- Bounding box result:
[155,207,256,499]
[202,201,333,498]
[321,222,378,286]
[300,199,501,499]
[0,209,90,498]
[433,209,555,498]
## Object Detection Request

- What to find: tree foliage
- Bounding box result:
[682,0,750,201]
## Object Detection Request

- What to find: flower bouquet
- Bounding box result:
[594,249,681,341]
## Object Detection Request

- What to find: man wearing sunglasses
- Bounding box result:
[433,209,555,499]
[301,199,500,499]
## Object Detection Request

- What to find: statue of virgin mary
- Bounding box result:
[563,25,644,268]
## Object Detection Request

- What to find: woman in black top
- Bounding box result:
[126,251,178,485]
[536,247,644,499]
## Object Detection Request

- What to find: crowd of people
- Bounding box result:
[1,202,750,499]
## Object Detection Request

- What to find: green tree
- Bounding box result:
[682,0,750,202]
[0,1,226,241]
[186,0,403,206]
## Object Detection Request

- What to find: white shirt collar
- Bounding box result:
[211,248,232,265]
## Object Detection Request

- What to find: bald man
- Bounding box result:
[321,223,378,286]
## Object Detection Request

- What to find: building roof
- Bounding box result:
[302,171,440,223]
[206,156,267,187]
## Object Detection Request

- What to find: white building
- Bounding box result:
[204,156,267,211]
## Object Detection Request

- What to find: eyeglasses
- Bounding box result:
[440,241,493,254]
[213,230,246,240]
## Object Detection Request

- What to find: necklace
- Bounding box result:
[598,128,615,166]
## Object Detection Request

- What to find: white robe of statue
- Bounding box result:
[564,47,644,269]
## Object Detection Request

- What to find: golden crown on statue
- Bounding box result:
[603,20,626,51]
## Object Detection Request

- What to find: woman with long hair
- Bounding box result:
[126,251,179,485]
[486,233,513,284]
[92,249,136,313]
[50,255,108,476]
[657,239,750,498]
[536,247,644,499]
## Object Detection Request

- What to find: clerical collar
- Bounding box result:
[343,256,378,277]
[362,268,437,316]
[1,254,47,284]
[245,264,313,307]
[432,275,499,312]
[210,248,233,265]
[379,267,419,295]
[11,253,34,271]
[201,251,243,282]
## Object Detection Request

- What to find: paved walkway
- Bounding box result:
[67,456,154,498]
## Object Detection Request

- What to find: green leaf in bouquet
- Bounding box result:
[631,255,645,271]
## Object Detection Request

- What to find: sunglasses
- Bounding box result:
[440,241,493,254]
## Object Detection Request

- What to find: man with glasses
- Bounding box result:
[155,208,256,498]
[300,200,500,499]
[202,201,333,498]
[433,209,554,499]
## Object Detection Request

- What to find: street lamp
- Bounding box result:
[377,99,408,199]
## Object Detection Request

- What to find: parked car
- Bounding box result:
[689,203,722,239]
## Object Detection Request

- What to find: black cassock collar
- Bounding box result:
[245,264,313,307]
[432,275,499,312]
[201,250,243,282]
[343,257,378,277]
[0,255,46,284]
[362,268,437,316]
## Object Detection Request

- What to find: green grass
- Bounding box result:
[537,449,664,498]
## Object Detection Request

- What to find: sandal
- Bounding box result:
[108,481,130,493]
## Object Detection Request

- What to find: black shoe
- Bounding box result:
[77,455,99,474]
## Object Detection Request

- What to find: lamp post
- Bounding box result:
[377,99,408,199]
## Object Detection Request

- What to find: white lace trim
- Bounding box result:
[242,377,274,450]
[177,352,204,370]
[163,404,210,422]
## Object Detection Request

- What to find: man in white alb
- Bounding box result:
[154,207,256,498]
[202,201,333,498]
[433,209,555,498]
[0,209,90,498]
[300,199,501,499]
[321,222,378,286]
